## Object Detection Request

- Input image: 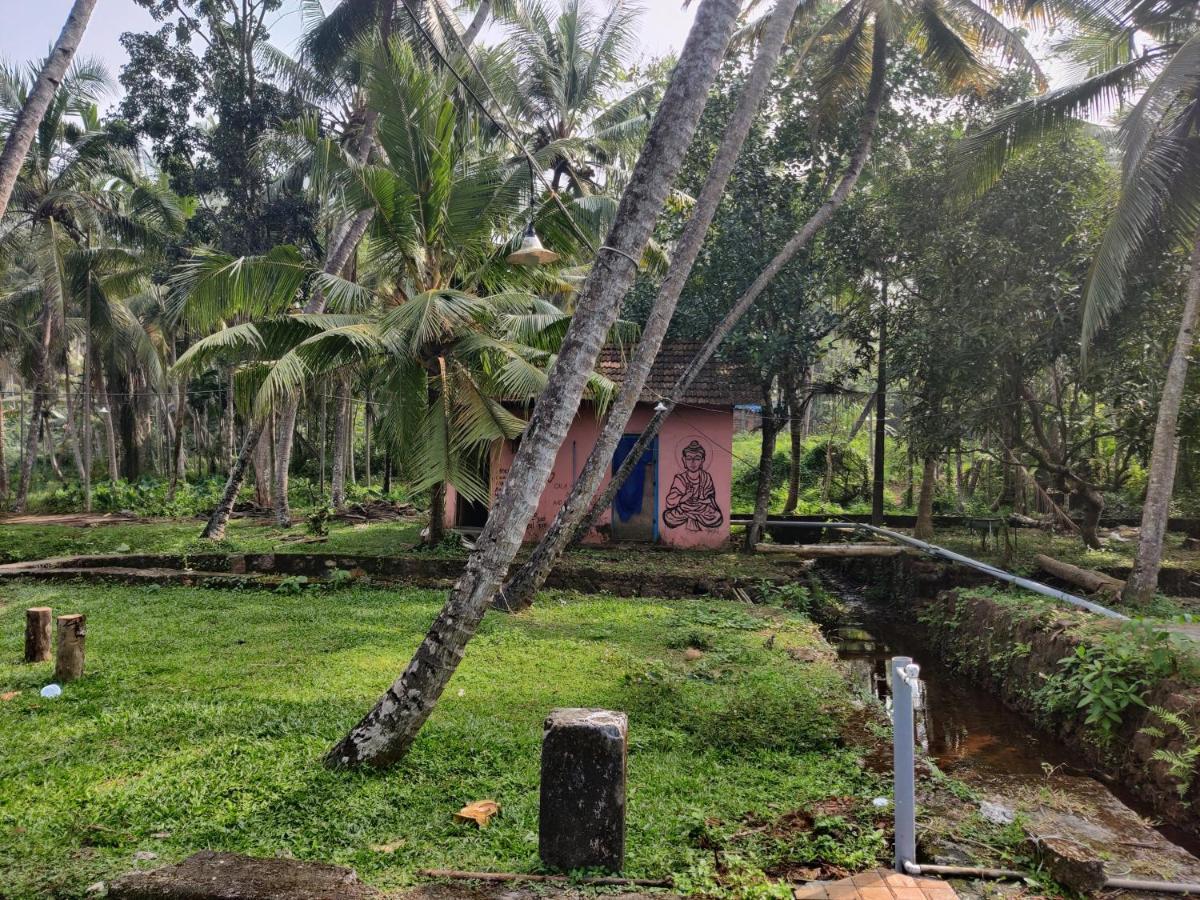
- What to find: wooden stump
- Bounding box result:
[24,607,52,663]
[54,614,86,682]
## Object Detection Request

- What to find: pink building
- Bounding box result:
[447,343,757,549]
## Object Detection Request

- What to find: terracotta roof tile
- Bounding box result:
[596,342,759,406]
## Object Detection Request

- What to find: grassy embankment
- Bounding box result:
[0,582,890,899]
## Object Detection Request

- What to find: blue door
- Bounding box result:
[611,434,658,541]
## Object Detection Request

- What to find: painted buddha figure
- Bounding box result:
[663,440,724,532]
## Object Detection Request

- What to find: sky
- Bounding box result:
[0,1,700,110]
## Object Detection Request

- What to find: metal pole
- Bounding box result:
[892,656,918,873]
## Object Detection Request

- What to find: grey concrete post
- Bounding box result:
[892,655,919,872]
[539,708,627,873]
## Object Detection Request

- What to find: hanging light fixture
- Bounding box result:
[507,221,559,267]
[654,400,669,413]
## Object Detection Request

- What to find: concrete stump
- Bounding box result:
[24,607,52,662]
[539,708,627,873]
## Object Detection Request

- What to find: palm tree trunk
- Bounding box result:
[0,0,98,223]
[494,0,807,612]
[94,363,118,484]
[566,25,891,557]
[323,0,742,769]
[783,370,804,514]
[745,379,779,551]
[463,0,492,45]
[1122,235,1200,605]
[253,418,272,508]
[331,371,351,511]
[871,288,887,525]
[15,284,56,512]
[202,419,266,540]
[0,389,9,504]
[427,481,446,544]
[167,378,187,502]
[914,455,937,540]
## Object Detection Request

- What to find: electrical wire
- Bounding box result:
[400,5,599,255]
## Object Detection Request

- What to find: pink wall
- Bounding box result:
[449,403,734,549]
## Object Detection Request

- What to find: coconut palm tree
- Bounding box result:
[0,63,183,510]
[0,0,99,224]
[323,0,745,771]
[505,0,658,195]
[497,0,1043,609]
[179,40,620,539]
[957,0,1200,604]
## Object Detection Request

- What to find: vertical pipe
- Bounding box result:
[892,655,917,872]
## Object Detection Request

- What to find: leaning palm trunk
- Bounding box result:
[323,0,742,769]
[519,27,890,582]
[0,0,98,223]
[1123,235,1200,605]
[493,0,807,611]
[270,0,394,527]
[202,419,267,540]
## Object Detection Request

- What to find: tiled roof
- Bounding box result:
[595,342,759,407]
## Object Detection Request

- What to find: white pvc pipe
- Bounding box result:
[779,520,1129,620]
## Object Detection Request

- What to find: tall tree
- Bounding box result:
[495,0,809,610]
[0,0,99,225]
[323,0,743,769]
[958,0,1200,603]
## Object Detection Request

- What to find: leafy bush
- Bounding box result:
[1035,624,1178,743]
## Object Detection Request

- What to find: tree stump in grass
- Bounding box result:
[54,614,86,682]
[24,607,52,663]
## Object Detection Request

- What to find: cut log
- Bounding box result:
[755,543,903,558]
[1034,554,1125,597]
[24,607,52,662]
[54,614,86,682]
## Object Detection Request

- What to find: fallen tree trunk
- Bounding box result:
[755,543,903,557]
[1034,554,1125,597]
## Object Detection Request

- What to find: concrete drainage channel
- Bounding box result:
[790,522,1200,895]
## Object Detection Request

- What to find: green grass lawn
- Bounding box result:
[0,520,427,563]
[0,583,887,899]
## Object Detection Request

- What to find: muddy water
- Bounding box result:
[825,580,1200,855]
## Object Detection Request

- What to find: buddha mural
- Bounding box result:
[662,439,724,532]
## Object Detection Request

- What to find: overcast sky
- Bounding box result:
[1,1,699,111]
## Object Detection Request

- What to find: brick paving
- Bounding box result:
[794,868,958,900]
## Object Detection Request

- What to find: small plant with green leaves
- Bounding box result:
[326,568,356,590]
[756,580,812,615]
[1036,626,1176,744]
[1141,706,1200,799]
[274,575,310,595]
[306,507,333,537]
